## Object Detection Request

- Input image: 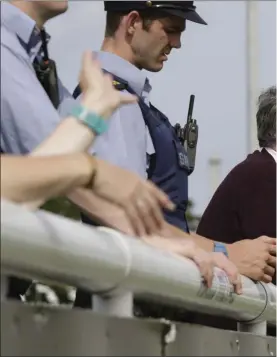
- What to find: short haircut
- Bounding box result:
[105,9,166,37]
[256,86,276,148]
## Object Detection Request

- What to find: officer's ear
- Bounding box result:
[124,11,143,35]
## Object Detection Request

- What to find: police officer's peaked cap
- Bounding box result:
[104,1,207,25]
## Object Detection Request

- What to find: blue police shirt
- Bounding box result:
[60,51,155,179]
[0,2,70,154]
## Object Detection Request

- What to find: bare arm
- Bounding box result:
[161,223,214,251]
[1,154,94,207]
[67,189,215,249]
[68,188,136,236]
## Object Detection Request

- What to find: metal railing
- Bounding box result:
[1,199,276,337]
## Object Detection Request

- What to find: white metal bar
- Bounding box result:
[246,0,260,153]
[1,199,276,325]
[1,276,8,301]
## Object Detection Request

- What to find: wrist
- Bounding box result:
[71,103,108,136]
[79,153,98,188]
[180,240,198,259]
[81,94,109,119]
[213,241,229,257]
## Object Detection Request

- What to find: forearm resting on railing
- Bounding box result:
[68,188,136,236]
[161,223,214,251]
[0,154,95,208]
[67,189,216,247]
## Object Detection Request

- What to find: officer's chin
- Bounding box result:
[49,1,69,16]
[145,61,164,73]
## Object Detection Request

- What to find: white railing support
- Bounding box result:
[93,291,133,317]
[1,200,276,328]
[238,321,267,336]
[1,275,8,301]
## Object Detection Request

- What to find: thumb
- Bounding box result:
[80,51,93,77]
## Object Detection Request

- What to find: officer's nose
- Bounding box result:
[169,34,182,49]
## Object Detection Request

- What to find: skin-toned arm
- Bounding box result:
[1,153,95,205]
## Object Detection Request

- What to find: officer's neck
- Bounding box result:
[11,1,48,29]
[101,38,142,70]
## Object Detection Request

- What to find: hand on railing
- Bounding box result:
[227,236,276,284]
[142,236,242,294]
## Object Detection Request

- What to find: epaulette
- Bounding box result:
[72,74,129,99]
[112,80,128,91]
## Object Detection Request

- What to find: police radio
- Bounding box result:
[33,29,60,109]
[174,95,198,175]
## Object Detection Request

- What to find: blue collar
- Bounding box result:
[95,51,152,97]
[1,2,50,59]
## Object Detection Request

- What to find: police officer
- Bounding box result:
[73,1,207,234]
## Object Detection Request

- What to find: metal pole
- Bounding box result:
[93,291,133,317]
[246,0,260,153]
[238,321,267,336]
[208,157,222,199]
[1,275,8,301]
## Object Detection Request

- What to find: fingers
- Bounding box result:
[124,202,147,237]
[227,271,242,295]
[123,183,174,237]
[129,192,166,236]
[267,254,276,267]
[262,236,276,246]
[269,244,276,256]
[261,274,273,284]
[189,249,214,288]
[124,192,164,237]
[133,197,158,236]
[264,265,275,277]
[194,254,214,288]
[135,195,165,235]
[260,256,275,283]
[81,51,101,79]
[147,181,176,211]
[211,253,242,294]
[199,262,214,289]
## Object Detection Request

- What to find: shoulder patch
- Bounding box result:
[112,80,127,91]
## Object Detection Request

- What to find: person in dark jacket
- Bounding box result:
[195,86,276,335]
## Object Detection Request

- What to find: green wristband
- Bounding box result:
[71,105,108,135]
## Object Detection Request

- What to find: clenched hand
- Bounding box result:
[227,236,276,283]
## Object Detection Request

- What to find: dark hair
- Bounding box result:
[105,9,166,37]
[256,86,276,148]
